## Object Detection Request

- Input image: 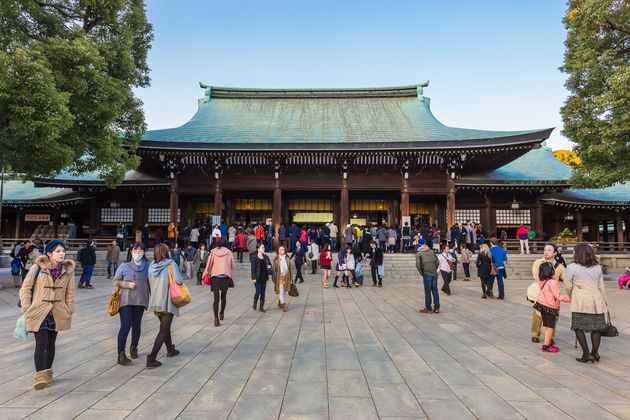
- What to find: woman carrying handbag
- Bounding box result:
[146,243,184,368]
[565,243,610,363]
[112,243,149,365]
[202,237,234,326]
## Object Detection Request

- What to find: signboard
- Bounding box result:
[402,216,411,227]
[25,214,50,222]
[212,215,221,227]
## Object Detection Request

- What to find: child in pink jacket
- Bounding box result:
[533,262,571,352]
[618,267,630,289]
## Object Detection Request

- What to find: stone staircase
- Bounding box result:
[74,250,550,281]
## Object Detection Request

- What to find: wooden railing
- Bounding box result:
[499,240,630,254]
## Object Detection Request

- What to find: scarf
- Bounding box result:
[279,256,288,275]
[50,262,64,282]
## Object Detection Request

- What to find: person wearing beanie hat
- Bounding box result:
[19,240,75,390]
[77,239,97,289]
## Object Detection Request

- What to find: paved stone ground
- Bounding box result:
[0,263,629,419]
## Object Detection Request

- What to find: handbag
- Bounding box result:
[228,277,235,288]
[107,286,121,316]
[202,274,212,286]
[168,264,192,308]
[13,315,27,340]
[489,254,498,276]
[526,281,540,303]
[288,282,299,297]
[603,311,619,337]
[116,233,124,239]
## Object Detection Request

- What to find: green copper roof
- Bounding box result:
[2,180,84,204]
[458,144,574,185]
[141,84,552,146]
[547,182,630,205]
[34,170,169,187]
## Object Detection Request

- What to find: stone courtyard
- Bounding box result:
[0,259,629,420]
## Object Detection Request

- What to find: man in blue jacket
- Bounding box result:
[489,238,508,299]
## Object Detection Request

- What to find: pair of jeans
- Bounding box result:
[107,262,118,276]
[311,260,317,273]
[254,280,267,301]
[267,236,274,251]
[440,270,452,294]
[422,274,439,310]
[236,248,244,262]
[117,305,144,354]
[491,268,505,298]
[330,238,337,252]
[520,239,529,254]
[33,329,57,371]
[79,264,94,286]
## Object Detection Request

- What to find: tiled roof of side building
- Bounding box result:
[457,143,574,185]
[545,182,630,205]
[141,84,552,147]
[2,180,87,205]
[34,170,170,187]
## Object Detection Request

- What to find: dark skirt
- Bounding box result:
[533,303,559,328]
[210,276,230,292]
[39,314,56,332]
[571,312,607,332]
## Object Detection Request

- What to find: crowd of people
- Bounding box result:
[13,215,617,391]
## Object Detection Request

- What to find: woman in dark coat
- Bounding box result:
[362,229,373,257]
[476,244,493,298]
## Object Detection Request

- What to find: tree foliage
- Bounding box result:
[560,0,630,188]
[552,149,582,168]
[0,0,153,186]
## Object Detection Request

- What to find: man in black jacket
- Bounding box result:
[368,240,384,287]
[290,240,307,283]
[77,239,97,289]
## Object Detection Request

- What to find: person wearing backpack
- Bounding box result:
[416,244,440,313]
[530,244,566,343]
[77,240,97,289]
[11,255,24,287]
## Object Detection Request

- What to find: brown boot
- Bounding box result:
[259,299,266,313]
[214,317,220,327]
[34,370,47,390]
[282,303,288,312]
[43,369,53,387]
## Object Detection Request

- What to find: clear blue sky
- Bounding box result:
[137,0,572,150]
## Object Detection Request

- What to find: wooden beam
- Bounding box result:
[446,177,456,229]
[273,182,281,249]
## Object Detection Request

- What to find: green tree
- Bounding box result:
[561,0,630,188]
[0,1,153,186]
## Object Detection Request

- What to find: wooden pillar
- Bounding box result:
[446,177,456,229]
[15,209,22,239]
[53,209,60,238]
[89,201,98,236]
[481,195,492,236]
[273,182,282,249]
[340,181,349,244]
[213,180,222,221]
[169,177,179,226]
[400,179,410,224]
[225,198,233,226]
[575,210,583,242]
[533,200,543,239]
[616,212,624,247]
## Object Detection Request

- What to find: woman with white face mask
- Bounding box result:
[112,243,150,365]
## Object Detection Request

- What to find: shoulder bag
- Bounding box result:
[489,254,498,276]
[107,286,121,316]
[168,264,192,308]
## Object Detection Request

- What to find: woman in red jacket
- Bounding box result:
[319,243,332,288]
